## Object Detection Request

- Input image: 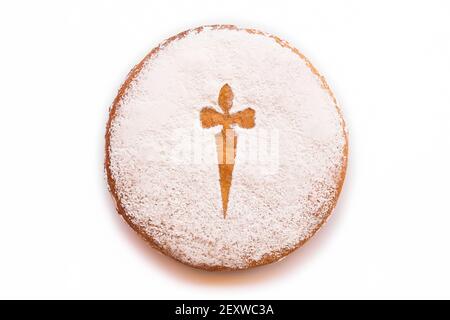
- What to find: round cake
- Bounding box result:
[105,25,348,270]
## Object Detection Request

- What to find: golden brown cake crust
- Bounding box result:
[105,25,348,271]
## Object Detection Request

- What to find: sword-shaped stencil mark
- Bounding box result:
[200,84,256,218]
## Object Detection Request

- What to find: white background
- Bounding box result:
[0,0,449,299]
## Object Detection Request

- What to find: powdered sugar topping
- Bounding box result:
[107,26,347,269]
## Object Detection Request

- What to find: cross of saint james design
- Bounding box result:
[200,84,256,218]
